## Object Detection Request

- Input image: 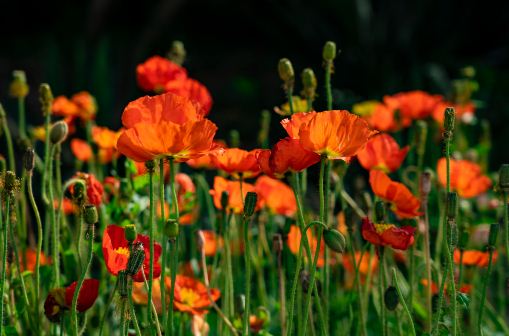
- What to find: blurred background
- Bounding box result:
[1,0,508,167]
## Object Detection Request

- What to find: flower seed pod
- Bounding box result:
[384,286,399,311]
[447,222,458,247]
[39,84,53,116]
[446,192,458,221]
[278,58,295,84]
[243,192,258,218]
[443,107,456,135]
[9,70,29,98]
[498,164,509,193]
[124,224,137,243]
[167,40,186,66]
[83,204,98,225]
[323,228,346,253]
[322,41,337,61]
[301,68,317,99]
[375,201,386,223]
[118,270,129,298]
[23,148,35,172]
[49,121,68,144]
[144,160,155,172]
[126,243,145,276]
[165,218,179,239]
[488,223,499,248]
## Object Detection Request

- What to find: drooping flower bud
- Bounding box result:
[72,181,86,204]
[49,121,68,144]
[498,164,509,193]
[167,40,186,66]
[39,83,53,117]
[488,223,499,248]
[124,224,137,243]
[83,204,98,225]
[243,192,258,218]
[375,201,386,223]
[9,70,29,98]
[23,148,35,172]
[278,58,295,84]
[165,218,179,240]
[322,41,337,61]
[384,286,399,311]
[323,228,346,253]
[126,243,145,276]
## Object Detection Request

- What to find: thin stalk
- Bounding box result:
[422,199,433,332]
[348,237,367,336]
[48,145,60,286]
[128,279,142,336]
[98,279,118,336]
[18,97,26,138]
[276,241,286,335]
[504,192,509,264]
[147,164,155,331]
[141,270,163,336]
[392,268,416,336]
[1,111,15,172]
[478,248,494,336]
[325,62,333,110]
[379,248,387,336]
[159,159,167,323]
[242,214,252,336]
[167,158,180,336]
[0,194,7,336]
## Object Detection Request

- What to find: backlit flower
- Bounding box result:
[117,93,217,162]
[357,134,409,172]
[210,176,258,214]
[354,101,404,132]
[136,56,188,93]
[186,141,225,170]
[342,251,378,276]
[102,225,162,282]
[383,91,442,121]
[166,275,220,315]
[437,158,491,198]
[71,139,93,162]
[369,170,422,218]
[165,78,213,116]
[52,92,97,121]
[281,112,316,139]
[453,249,498,267]
[361,217,415,250]
[211,148,261,179]
[255,176,296,216]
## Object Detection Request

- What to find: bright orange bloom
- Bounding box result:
[136,56,188,93]
[453,249,498,267]
[70,139,93,162]
[281,111,317,139]
[210,176,258,214]
[361,217,415,250]
[255,176,296,216]
[343,251,378,276]
[117,92,217,162]
[357,134,409,172]
[165,78,213,116]
[355,101,406,132]
[369,170,422,218]
[432,101,476,124]
[284,110,376,160]
[52,92,97,120]
[211,148,261,179]
[166,275,220,315]
[383,90,442,120]
[437,158,491,198]
[186,141,225,170]
[197,230,223,257]
[52,96,79,117]
[287,225,327,267]
[20,248,51,272]
[92,127,122,163]
[256,138,320,178]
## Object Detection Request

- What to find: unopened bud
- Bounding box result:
[323,228,346,253]
[243,192,258,217]
[144,160,155,172]
[446,192,458,220]
[488,223,499,248]
[9,70,29,98]
[301,68,317,99]
[49,121,68,144]
[165,218,179,239]
[83,204,98,225]
[420,171,432,198]
[72,181,86,203]
[322,41,337,61]
[447,222,458,247]
[375,201,386,223]
[124,224,137,243]
[24,148,35,172]
[278,58,295,84]
[499,164,509,193]
[39,84,53,116]
[384,286,399,311]
[167,40,186,66]
[126,243,145,276]
[443,107,455,135]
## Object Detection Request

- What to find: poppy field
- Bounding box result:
[0,40,507,336]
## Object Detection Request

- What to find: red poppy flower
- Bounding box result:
[361,217,415,250]
[436,158,491,198]
[165,78,213,117]
[136,56,188,93]
[52,96,79,117]
[102,225,162,282]
[211,148,261,179]
[453,249,498,267]
[72,172,104,206]
[369,170,422,218]
[210,176,258,214]
[256,137,320,178]
[71,139,93,162]
[383,91,442,121]
[254,176,296,216]
[166,275,220,315]
[356,134,409,172]
[64,279,100,312]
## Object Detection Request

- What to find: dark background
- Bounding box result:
[1,0,508,167]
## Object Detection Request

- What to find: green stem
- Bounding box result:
[503,192,509,262]
[128,279,142,336]
[0,194,6,336]
[422,196,433,333]
[379,248,387,336]
[392,268,416,336]
[159,159,167,323]
[167,158,180,336]
[70,224,94,336]
[325,62,333,110]
[42,111,51,206]
[478,249,494,336]
[98,279,118,336]
[18,97,26,138]
[48,145,60,286]
[242,214,252,336]
[1,111,15,172]
[349,237,367,336]
[287,88,295,115]
[147,164,155,331]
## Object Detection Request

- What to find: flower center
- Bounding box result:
[374,223,395,235]
[180,288,199,306]
[115,247,130,257]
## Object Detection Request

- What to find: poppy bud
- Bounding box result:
[458,230,469,250]
[4,171,19,193]
[323,228,346,253]
[167,40,186,66]
[124,224,137,243]
[301,68,317,98]
[384,286,399,311]
[414,120,428,158]
[322,41,337,61]
[420,171,432,198]
[488,223,499,248]
[272,234,283,253]
[118,270,129,298]
[24,148,35,172]
[72,181,86,203]
[499,164,509,193]
[446,192,458,220]
[126,243,145,276]
[278,58,295,83]
[375,201,386,223]
[243,192,258,218]
[49,121,68,144]
[447,222,458,248]
[9,70,29,98]
[165,218,179,239]
[144,160,155,173]
[443,107,455,135]
[83,204,98,225]
[235,294,245,315]
[39,83,53,116]
[220,191,229,210]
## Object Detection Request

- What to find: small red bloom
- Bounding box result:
[361,217,415,250]
[71,139,93,162]
[73,172,104,206]
[437,158,491,198]
[136,56,188,93]
[64,279,100,312]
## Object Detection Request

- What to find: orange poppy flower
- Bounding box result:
[436,158,491,198]
[421,279,472,295]
[354,101,405,132]
[211,148,261,179]
[356,134,409,173]
[286,225,328,268]
[166,275,220,315]
[342,251,378,276]
[186,141,225,170]
[53,198,76,215]
[52,92,97,121]
[210,176,258,214]
[102,225,162,282]
[281,111,317,139]
[52,96,79,117]
[254,176,296,217]
[453,249,498,267]
[256,138,320,178]
[117,92,217,162]
[284,110,376,160]
[432,101,476,124]
[369,170,422,218]
[361,217,415,250]
[165,78,213,117]
[383,91,442,121]
[20,248,51,272]
[197,230,223,257]
[72,172,104,206]
[92,126,122,149]
[136,56,188,93]
[70,139,93,162]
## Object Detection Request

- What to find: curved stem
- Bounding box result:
[325,63,333,110]
[48,145,60,286]
[128,279,142,336]
[379,248,387,336]
[98,279,118,336]
[392,268,416,336]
